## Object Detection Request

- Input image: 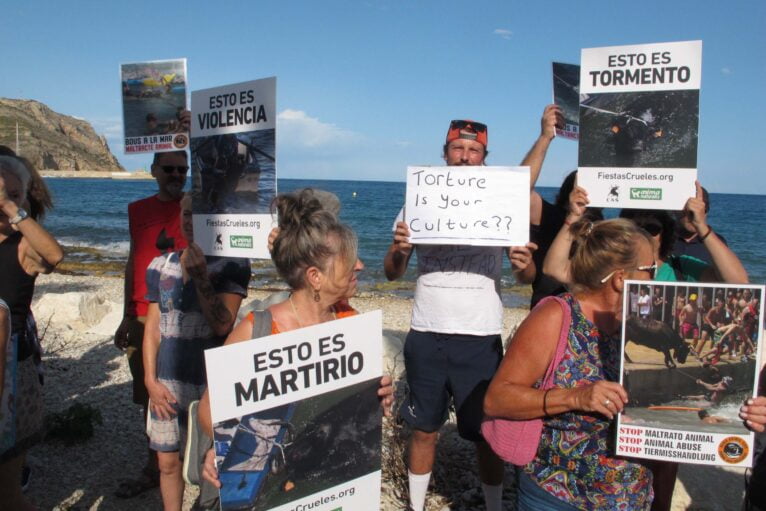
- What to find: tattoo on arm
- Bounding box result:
[195,278,233,329]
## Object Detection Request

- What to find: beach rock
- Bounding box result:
[383,332,405,377]
[33,291,113,330]
[0,97,124,173]
[79,294,110,326]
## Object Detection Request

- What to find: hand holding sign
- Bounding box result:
[508,242,538,274]
[542,104,565,141]
[391,221,413,257]
[684,180,708,236]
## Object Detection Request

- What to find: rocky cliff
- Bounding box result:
[0,98,124,172]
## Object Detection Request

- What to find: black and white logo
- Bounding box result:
[607,185,620,203]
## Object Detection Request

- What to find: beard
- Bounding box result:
[165,179,185,198]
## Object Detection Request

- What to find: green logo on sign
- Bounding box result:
[230,235,253,249]
[630,188,662,200]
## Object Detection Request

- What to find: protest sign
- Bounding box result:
[205,310,383,510]
[121,59,188,154]
[552,62,580,140]
[578,40,702,209]
[617,281,764,467]
[191,77,276,258]
[404,166,529,246]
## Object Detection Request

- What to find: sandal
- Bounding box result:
[114,471,159,499]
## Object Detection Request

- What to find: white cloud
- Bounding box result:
[493,29,512,40]
[277,109,361,148]
[721,67,732,75]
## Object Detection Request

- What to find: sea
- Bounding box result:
[41,177,766,308]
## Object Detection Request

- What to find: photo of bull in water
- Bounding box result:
[618,281,762,438]
[191,129,276,215]
[579,89,699,168]
[610,112,663,161]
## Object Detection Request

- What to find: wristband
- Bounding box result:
[699,226,713,242]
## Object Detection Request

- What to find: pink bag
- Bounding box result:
[481,296,571,466]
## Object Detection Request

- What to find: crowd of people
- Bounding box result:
[0,105,765,511]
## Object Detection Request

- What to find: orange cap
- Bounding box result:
[446,120,488,147]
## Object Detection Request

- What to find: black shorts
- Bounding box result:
[125,317,149,407]
[401,329,502,441]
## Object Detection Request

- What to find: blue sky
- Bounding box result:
[1,1,764,193]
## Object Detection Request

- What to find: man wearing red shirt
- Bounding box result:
[113,150,188,498]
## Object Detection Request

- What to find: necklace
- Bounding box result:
[289,294,303,328]
[289,294,337,328]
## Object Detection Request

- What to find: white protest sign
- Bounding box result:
[581,40,701,94]
[578,41,701,210]
[191,77,276,259]
[617,281,765,468]
[120,58,189,154]
[205,310,383,423]
[404,166,529,246]
[206,310,383,510]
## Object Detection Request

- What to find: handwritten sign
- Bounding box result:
[404,166,529,246]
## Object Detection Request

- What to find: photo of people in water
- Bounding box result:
[121,59,187,138]
[620,281,763,436]
[552,62,580,140]
[191,129,276,215]
[578,89,699,169]
[213,378,381,511]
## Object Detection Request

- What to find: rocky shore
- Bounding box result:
[23,272,749,510]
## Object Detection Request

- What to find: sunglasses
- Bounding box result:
[600,261,658,284]
[449,120,487,133]
[161,165,189,174]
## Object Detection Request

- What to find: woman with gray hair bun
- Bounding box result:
[197,188,393,489]
[0,155,63,510]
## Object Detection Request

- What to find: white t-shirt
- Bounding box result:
[394,210,504,335]
[638,294,651,316]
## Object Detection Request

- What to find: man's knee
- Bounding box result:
[410,429,439,449]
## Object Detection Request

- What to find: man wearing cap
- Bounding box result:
[113,150,189,498]
[384,120,537,511]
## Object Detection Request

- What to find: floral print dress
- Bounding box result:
[524,293,653,510]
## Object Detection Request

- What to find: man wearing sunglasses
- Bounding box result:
[385,120,539,511]
[113,150,189,499]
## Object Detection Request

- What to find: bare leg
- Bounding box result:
[647,460,678,511]
[694,332,709,354]
[409,429,438,474]
[157,450,184,511]
[476,440,504,485]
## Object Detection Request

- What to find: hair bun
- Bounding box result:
[570,219,595,240]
